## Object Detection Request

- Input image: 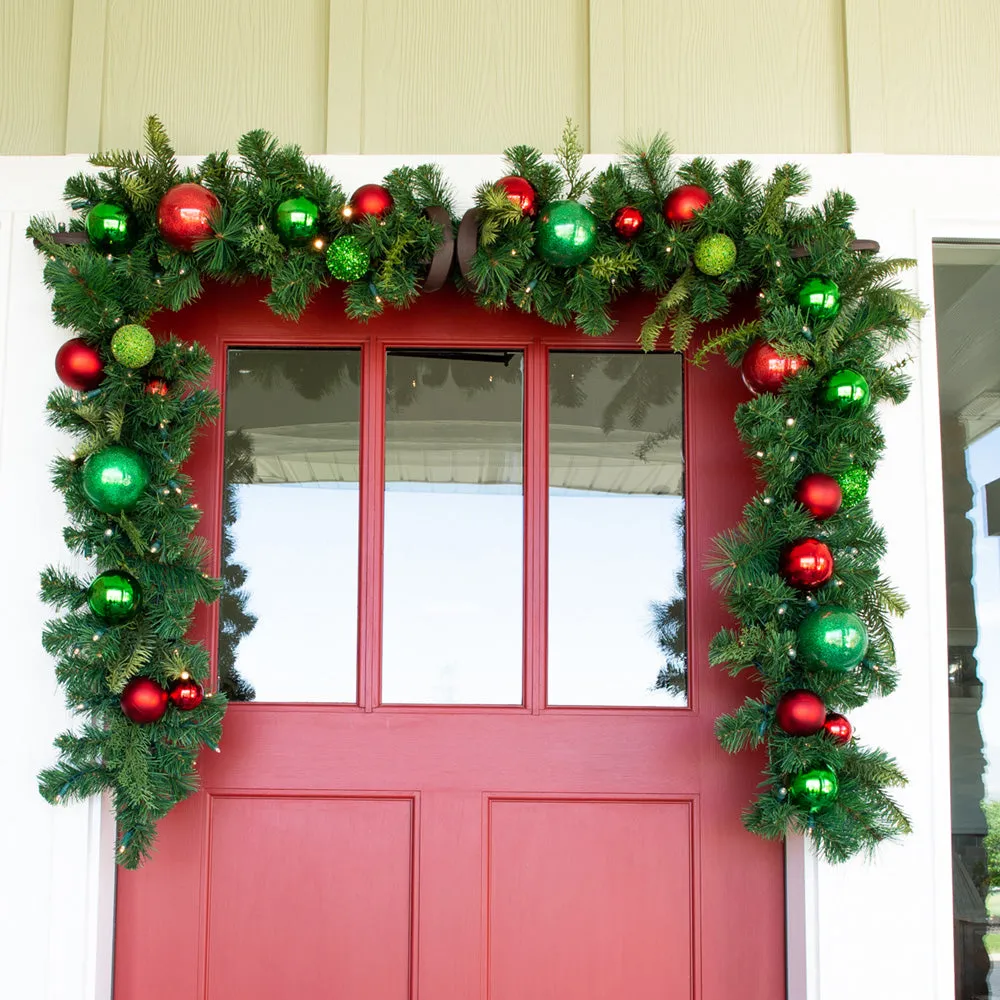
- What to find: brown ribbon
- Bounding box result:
[422,206,455,293]
[456,208,481,285]
[790,238,879,258]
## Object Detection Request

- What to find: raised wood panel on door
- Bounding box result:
[620,0,848,153]
[100,0,329,154]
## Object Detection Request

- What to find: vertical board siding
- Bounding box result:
[100,0,329,154]
[0,0,72,154]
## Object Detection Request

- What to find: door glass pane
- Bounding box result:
[548,353,686,706]
[381,351,523,704]
[221,349,361,702]
[934,242,1000,998]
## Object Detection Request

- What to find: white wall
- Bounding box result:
[0,151,980,1000]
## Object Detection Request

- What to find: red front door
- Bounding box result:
[114,284,784,1000]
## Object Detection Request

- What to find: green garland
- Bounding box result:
[29,116,921,867]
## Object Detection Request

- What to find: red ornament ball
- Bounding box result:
[349,183,394,220]
[662,184,712,226]
[497,175,537,217]
[780,537,834,589]
[120,676,168,724]
[157,183,220,251]
[55,338,104,391]
[823,712,853,744]
[168,677,205,711]
[144,378,169,397]
[612,205,645,239]
[775,689,827,736]
[741,339,809,394]
[795,473,842,519]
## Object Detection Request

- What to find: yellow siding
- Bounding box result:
[2,0,1000,155]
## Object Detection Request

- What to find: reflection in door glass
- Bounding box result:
[381,351,523,704]
[548,353,686,706]
[935,243,1000,999]
[221,349,361,702]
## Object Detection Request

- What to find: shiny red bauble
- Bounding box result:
[775,689,827,736]
[55,337,104,390]
[497,175,537,217]
[795,473,843,519]
[144,378,169,397]
[157,183,220,251]
[823,713,853,744]
[349,183,394,220]
[780,537,834,589]
[740,339,809,394]
[662,184,712,226]
[612,205,645,239]
[168,677,205,711]
[120,677,168,724]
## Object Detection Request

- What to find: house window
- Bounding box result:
[218,339,686,708]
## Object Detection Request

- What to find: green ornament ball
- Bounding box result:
[275,196,320,246]
[86,202,132,253]
[536,200,598,267]
[111,324,155,369]
[326,234,370,281]
[789,768,839,811]
[81,446,150,514]
[694,233,737,276]
[796,608,869,672]
[798,275,841,319]
[837,466,869,508]
[823,368,870,409]
[87,570,141,623]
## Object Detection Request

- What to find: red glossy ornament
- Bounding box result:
[823,712,853,744]
[662,184,712,226]
[780,537,834,589]
[612,205,645,239]
[168,677,205,711]
[795,473,842,519]
[120,677,168,724]
[497,175,537,217]
[348,183,394,220]
[55,338,104,391]
[775,689,827,736]
[144,378,169,397]
[157,183,220,251]
[741,339,809,394]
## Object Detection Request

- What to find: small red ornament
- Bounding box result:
[795,473,842,519]
[775,689,827,736]
[144,378,169,397]
[157,183,220,251]
[168,676,205,711]
[612,205,645,239]
[823,713,853,744]
[741,339,809,394]
[497,175,537,217]
[55,337,104,391]
[662,184,712,226]
[120,677,168,724]
[780,537,834,589]
[348,183,394,220]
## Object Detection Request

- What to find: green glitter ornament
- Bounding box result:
[275,196,320,246]
[694,233,737,275]
[536,200,598,267]
[111,324,155,368]
[81,446,150,514]
[823,368,871,409]
[798,275,840,319]
[837,466,869,508]
[789,768,839,811]
[326,235,370,281]
[88,570,141,623]
[796,608,869,672]
[86,202,133,253]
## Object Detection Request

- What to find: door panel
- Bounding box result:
[115,283,784,1000]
